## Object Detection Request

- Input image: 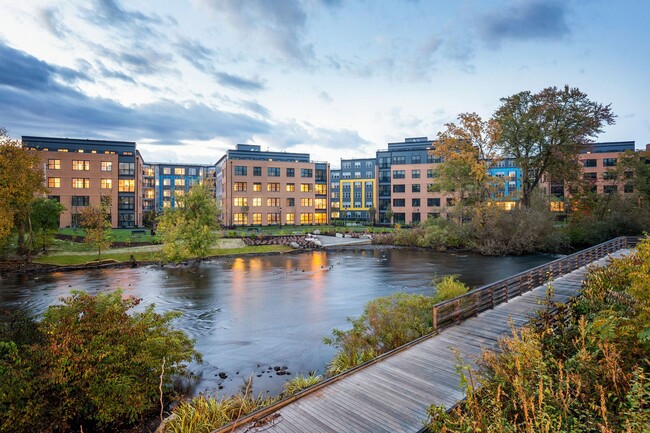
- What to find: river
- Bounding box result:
[0,246,556,397]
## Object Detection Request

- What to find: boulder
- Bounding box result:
[290,242,301,249]
[313,229,321,235]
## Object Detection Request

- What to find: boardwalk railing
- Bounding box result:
[432,236,639,333]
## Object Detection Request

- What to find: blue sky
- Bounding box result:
[0,0,648,166]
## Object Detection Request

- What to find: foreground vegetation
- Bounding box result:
[0,290,200,433]
[427,237,650,432]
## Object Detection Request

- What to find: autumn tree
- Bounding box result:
[80,196,112,261]
[494,85,615,207]
[432,113,501,206]
[157,183,220,262]
[0,128,47,255]
[29,198,65,253]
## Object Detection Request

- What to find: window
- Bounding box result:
[175,178,185,186]
[286,183,295,192]
[233,213,248,225]
[314,184,327,195]
[315,212,327,224]
[267,182,280,192]
[354,161,361,168]
[234,197,248,206]
[331,172,340,179]
[428,198,440,207]
[393,184,405,193]
[268,167,280,177]
[48,195,60,202]
[286,168,295,177]
[411,155,421,164]
[412,212,421,223]
[252,197,262,207]
[252,213,262,224]
[584,172,598,180]
[98,161,112,172]
[73,160,90,171]
[286,198,295,207]
[353,182,362,188]
[354,191,362,198]
[235,166,247,176]
[48,159,60,170]
[286,213,295,224]
[48,177,61,188]
[163,178,171,186]
[342,162,351,169]
[411,169,420,179]
[163,189,172,197]
[71,196,89,207]
[118,179,135,192]
[342,183,350,189]
[354,172,361,179]
[365,191,372,198]
[354,201,362,207]
[101,179,112,189]
[392,156,406,164]
[118,213,135,228]
[267,198,280,207]
[393,170,405,179]
[378,157,390,168]
[412,198,421,207]
[266,213,280,224]
[253,166,261,176]
[342,192,350,199]
[315,169,327,182]
[315,198,327,210]
[253,182,262,192]
[366,161,373,168]
[446,198,456,206]
[118,162,135,175]
[300,213,313,224]
[234,182,247,192]
[163,168,171,175]
[301,183,313,192]
[188,168,197,176]
[393,199,405,207]
[72,178,90,188]
[603,158,617,167]
[118,196,135,210]
[175,168,185,175]
[145,189,154,199]
[366,171,373,178]
[301,168,313,178]
[412,184,421,192]
[604,185,618,194]
[331,201,340,208]
[624,184,634,193]
[331,211,340,219]
[603,172,616,180]
[301,198,313,207]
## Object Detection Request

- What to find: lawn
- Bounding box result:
[58,228,161,243]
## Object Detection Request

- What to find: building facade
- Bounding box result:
[330,158,377,223]
[151,163,214,211]
[487,158,522,210]
[377,137,451,224]
[23,136,142,228]
[215,144,329,226]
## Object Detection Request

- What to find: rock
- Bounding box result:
[290,242,300,249]
[344,234,351,238]
[314,240,322,246]
[313,229,321,235]
[218,372,228,379]
[276,371,286,376]
[335,233,343,238]
[274,366,281,371]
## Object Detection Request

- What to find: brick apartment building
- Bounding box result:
[330,157,377,223]
[215,144,329,226]
[23,136,142,228]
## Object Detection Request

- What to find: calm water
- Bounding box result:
[0,246,556,396]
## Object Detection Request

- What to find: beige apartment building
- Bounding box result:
[216,144,329,226]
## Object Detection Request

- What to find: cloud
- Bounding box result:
[197,0,313,63]
[0,42,269,144]
[240,100,271,117]
[215,72,265,92]
[86,0,164,36]
[480,1,570,44]
[175,37,215,73]
[269,120,369,150]
[38,7,69,39]
[318,91,333,103]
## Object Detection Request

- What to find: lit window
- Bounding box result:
[118,179,135,192]
[175,178,185,186]
[252,213,262,224]
[233,213,248,225]
[175,168,185,175]
[72,160,90,171]
[101,179,112,189]
[253,182,262,192]
[285,213,295,224]
[234,182,247,192]
[301,198,313,207]
[234,197,248,207]
[314,213,327,224]
[286,183,295,192]
[300,213,313,224]
[48,177,61,188]
[267,198,280,207]
[163,168,171,175]
[314,184,327,195]
[48,159,60,170]
[267,183,280,192]
[72,178,90,188]
[101,161,113,172]
[315,198,327,210]
[300,183,313,192]
[267,213,280,224]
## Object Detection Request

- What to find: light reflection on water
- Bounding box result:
[0,246,556,396]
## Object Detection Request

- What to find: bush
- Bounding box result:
[0,290,200,433]
[283,373,323,396]
[432,275,469,303]
[324,293,437,376]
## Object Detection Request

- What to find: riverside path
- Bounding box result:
[214,237,636,433]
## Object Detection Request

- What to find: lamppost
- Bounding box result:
[279,206,282,229]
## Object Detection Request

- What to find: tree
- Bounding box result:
[367,206,377,226]
[384,205,394,226]
[80,196,112,261]
[29,198,65,253]
[0,128,47,255]
[432,113,502,206]
[157,183,220,262]
[494,86,615,207]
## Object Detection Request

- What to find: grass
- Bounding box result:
[34,245,292,266]
[283,373,323,396]
[58,228,161,243]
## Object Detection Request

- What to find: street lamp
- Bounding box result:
[279,206,282,228]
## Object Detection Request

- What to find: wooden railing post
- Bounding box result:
[454,299,460,324]
[433,306,438,333]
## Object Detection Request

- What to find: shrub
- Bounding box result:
[0,290,200,433]
[324,293,437,376]
[432,275,469,303]
[283,373,323,396]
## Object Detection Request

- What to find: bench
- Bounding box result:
[131,229,147,235]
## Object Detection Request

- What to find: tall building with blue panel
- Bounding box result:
[486,158,522,209]
[153,163,214,211]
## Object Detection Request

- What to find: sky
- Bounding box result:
[0,0,648,167]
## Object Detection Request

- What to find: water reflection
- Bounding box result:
[0,246,556,396]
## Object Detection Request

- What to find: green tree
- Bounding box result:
[367,205,377,225]
[432,113,501,206]
[0,128,47,256]
[80,196,112,261]
[384,205,394,226]
[157,183,220,262]
[494,85,615,207]
[29,198,65,253]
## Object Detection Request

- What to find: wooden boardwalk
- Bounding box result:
[219,249,631,433]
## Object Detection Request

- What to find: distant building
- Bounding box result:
[486,158,522,210]
[150,162,214,211]
[23,136,142,228]
[330,158,377,223]
[377,137,451,224]
[215,144,329,226]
